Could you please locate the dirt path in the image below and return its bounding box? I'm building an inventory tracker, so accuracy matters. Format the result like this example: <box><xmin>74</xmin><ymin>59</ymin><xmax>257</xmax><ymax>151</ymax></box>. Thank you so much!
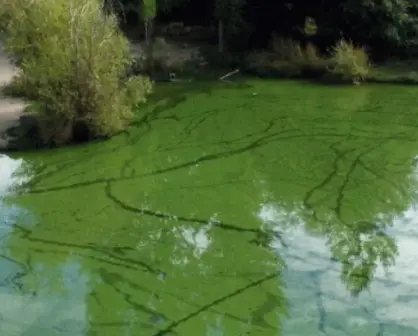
<box><xmin>0</xmin><ymin>45</ymin><xmax>27</xmax><ymax>149</ymax></box>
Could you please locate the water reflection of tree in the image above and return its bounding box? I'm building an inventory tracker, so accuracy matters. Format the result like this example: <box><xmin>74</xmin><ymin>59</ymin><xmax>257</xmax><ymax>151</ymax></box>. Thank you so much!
<box><xmin>259</xmin><ymin>133</ymin><xmax>418</xmax><ymax>296</ymax></box>
<box><xmin>2</xmin><ymin>198</ymin><xmax>290</xmax><ymax>335</ymax></box>
<box><xmin>327</xmin><ymin>220</ymin><xmax>398</xmax><ymax>295</ymax></box>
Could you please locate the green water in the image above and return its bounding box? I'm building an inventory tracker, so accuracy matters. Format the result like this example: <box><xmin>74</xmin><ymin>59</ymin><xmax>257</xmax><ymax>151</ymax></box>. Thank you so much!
<box><xmin>1</xmin><ymin>79</ymin><xmax>418</xmax><ymax>335</ymax></box>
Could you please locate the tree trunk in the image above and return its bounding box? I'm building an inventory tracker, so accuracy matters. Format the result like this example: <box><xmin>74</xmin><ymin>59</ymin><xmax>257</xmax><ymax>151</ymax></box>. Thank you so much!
<box><xmin>218</xmin><ymin>20</ymin><xmax>224</xmax><ymax>53</ymax></box>
<box><xmin>144</xmin><ymin>18</ymin><xmax>154</xmax><ymax>71</ymax></box>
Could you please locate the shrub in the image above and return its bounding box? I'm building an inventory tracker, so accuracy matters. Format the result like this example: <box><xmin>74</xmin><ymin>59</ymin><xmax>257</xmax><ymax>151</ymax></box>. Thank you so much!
<box><xmin>328</xmin><ymin>40</ymin><xmax>371</xmax><ymax>82</ymax></box>
<box><xmin>0</xmin><ymin>0</ymin><xmax>152</xmax><ymax>145</ymax></box>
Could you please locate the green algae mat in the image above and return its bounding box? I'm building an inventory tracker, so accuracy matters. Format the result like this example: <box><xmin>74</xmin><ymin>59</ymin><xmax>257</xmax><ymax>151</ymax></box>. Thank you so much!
<box><xmin>1</xmin><ymin>79</ymin><xmax>418</xmax><ymax>335</ymax></box>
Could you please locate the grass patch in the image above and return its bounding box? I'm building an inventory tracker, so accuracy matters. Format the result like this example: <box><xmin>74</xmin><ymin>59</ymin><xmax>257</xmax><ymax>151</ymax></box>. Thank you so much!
<box><xmin>367</xmin><ymin>60</ymin><xmax>418</xmax><ymax>84</ymax></box>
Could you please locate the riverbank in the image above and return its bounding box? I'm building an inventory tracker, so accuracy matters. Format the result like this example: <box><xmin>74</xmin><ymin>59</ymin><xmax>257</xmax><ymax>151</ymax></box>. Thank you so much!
<box><xmin>366</xmin><ymin>60</ymin><xmax>418</xmax><ymax>84</ymax></box>
<box><xmin>240</xmin><ymin>46</ymin><xmax>418</xmax><ymax>85</ymax></box>
<box><xmin>244</xmin><ymin>60</ymin><xmax>418</xmax><ymax>85</ymax></box>
<box><xmin>2</xmin><ymin>36</ymin><xmax>418</xmax><ymax>152</ymax></box>
<box><xmin>128</xmin><ymin>37</ymin><xmax>418</xmax><ymax>86</ymax></box>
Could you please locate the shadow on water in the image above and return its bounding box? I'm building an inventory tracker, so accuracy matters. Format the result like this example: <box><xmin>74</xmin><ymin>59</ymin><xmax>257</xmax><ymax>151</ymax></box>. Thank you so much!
<box><xmin>1</xmin><ymin>80</ymin><xmax>418</xmax><ymax>335</ymax></box>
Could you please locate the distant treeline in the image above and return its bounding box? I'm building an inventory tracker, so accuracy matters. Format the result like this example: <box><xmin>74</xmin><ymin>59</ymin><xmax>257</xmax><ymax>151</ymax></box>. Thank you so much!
<box><xmin>108</xmin><ymin>0</ymin><xmax>418</xmax><ymax>60</ymax></box>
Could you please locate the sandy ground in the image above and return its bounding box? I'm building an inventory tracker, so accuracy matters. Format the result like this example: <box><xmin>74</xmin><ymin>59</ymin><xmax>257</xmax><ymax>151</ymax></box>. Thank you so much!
<box><xmin>0</xmin><ymin>46</ymin><xmax>27</xmax><ymax>149</ymax></box>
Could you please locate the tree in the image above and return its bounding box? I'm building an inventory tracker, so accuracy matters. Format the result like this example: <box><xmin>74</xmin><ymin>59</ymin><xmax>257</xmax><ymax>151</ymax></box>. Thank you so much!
<box><xmin>214</xmin><ymin>0</ymin><xmax>247</xmax><ymax>52</ymax></box>
<box><xmin>287</xmin><ymin>0</ymin><xmax>418</xmax><ymax>56</ymax></box>
<box><xmin>0</xmin><ymin>0</ymin><xmax>152</xmax><ymax>146</ymax></box>
<box><xmin>141</xmin><ymin>0</ymin><xmax>157</xmax><ymax>68</ymax></box>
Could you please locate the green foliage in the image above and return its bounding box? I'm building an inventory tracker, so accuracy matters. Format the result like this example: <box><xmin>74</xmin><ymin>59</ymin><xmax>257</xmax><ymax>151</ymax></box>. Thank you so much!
<box><xmin>340</xmin><ymin>0</ymin><xmax>418</xmax><ymax>48</ymax></box>
<box><xmin>302</xmin><ymin>16</ymin><xmax>318</xmax><ymax>37</ymax></box>
<box><xmin>157</xmin><ymin>0</ymin><xmax>191</xmax><ymax>13</ymax></box>
<box><xmin>329</xmin><ymin>40</ymin><xmax>371</xmax><ymax>82</ymax></box>
<box><xmin>142</xmin><ymin>0</ymin><xmax>157</xmax><ymax>19</ymax></box>
<box><xmin>114</xmin><ymin>0</ymin><xmax>418</xmax><ymax>57</ymax></box>
<box><xmin>0</xmin><ymin>0</ymin><xmax>152</xmax><ymax>142</ymax></box>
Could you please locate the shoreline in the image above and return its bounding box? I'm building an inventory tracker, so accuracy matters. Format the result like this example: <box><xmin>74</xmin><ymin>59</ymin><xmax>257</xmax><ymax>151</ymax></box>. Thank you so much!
<box><xmin>1</xmin><ymin>37</ymin><xmax>418</xmax><ymax>151</ymax></box>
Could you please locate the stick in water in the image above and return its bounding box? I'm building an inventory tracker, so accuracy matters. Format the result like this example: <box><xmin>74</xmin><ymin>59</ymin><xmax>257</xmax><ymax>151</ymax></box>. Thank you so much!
<box><xmin>219</xmin><ymin>69</ymin><xmax>240</xmax><ymax>82</ymax></box>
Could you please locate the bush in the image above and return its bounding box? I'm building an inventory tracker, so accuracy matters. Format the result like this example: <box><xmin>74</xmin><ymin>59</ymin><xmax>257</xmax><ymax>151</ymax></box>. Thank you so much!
<box><xmin>0</xmin><ymin>0</ymin><xmax>152</xmax><ymax>145</ymax></box>
<box><xmin>328</xmin><ymin>40</ymin><xmax>371</xmax><ymax>83</ymax></box>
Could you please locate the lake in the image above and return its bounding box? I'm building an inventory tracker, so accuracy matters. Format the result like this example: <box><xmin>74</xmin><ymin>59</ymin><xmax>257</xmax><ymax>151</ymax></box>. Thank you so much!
<box><xmin>0</xmin><ymin>79</ymin><xmax>417</xmax><ymax>335</ymax></box>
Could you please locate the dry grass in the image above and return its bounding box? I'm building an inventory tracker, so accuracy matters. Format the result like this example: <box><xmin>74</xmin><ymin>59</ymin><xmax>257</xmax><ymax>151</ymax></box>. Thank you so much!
<box><xmin>270</xmin><ymin>36</ymin><xmax>324</xmax><ymax>68</ymax></box>
<box><xmin>247</xmin><ymin>35</ymin><xmax>372</xmax><ymax>83</ymax></box>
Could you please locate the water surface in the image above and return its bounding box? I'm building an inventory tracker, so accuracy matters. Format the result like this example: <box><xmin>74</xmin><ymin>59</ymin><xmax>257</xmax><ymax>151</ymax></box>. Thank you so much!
<box><xmin>1</xmin><ymin>79</ymin><xmax>418</xmax><ymax>335</ymax></box>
